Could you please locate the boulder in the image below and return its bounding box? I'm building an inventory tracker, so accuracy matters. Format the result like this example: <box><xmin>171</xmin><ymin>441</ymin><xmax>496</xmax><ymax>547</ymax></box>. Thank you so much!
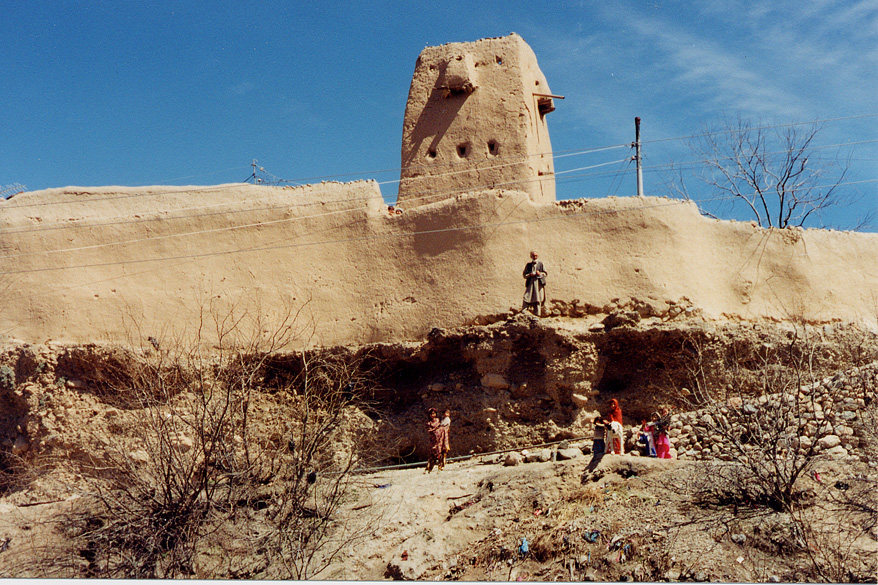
<box><xmin>12</xmin><ymin>435</ymin><xmax>29</xmax><ymax>456</ymax></box>
<box><xmin>556</xmin><ymin>448</ymin><xmax>581</xmax><ymax>461</ymax></box>
<box><xmin>571</xmin><ymin>393</ymin><xmax>590</xmax><ymax>408</ymax></box>
<box><xmin>836</xmin><ymin>425</ymin><xmax>854</xmax><ymax>436</ymax></box>
<box><xmin>601</xmin><ymin>311</ymin><xmax>640</xmax><ymax>330</ymax></box>
<box><xmin>504</xmin><ymin>452</ymin><xmax>523</xmax><ymax>466</ymax></box>
<box><xmin>129</xmin><ymin>449</ymin><xmax>150</xmax><ymax>463</ymax></box>
<box><xmin>818</xmin><ymin>435</ymin><xmax>841</xmax><ymax>450</ymax></box>
<box><xmin>525</xmin><ymin>449</ymin><xmax>552</xmax><ymax>463</ymax></box>
<box><xmin>481</xmin><ymin>373</ymin><xmax>511</xmax><ymax>390</ymax></box>
<box><xmin>824</xmin><ymin>445</ymin><xmax>848</xmax><ymax>459</ymax></box>
<box><xmin>664</xmin><ymin>569</ymin><xmax>681</xmax><ymax>581</ymax></box>
<box><xmin>841</xmin><ymin>436</ymin><xmax>859</xmax><ymax>448</ymax></box>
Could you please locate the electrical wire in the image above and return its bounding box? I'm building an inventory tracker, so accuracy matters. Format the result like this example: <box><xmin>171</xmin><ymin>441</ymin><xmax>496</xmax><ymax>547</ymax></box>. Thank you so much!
<box><xmin>6</xmin><ymin>113</ymin><xmax>874</xmax><ymax>211</ymax></box>
<box><xmin>256</xmin><ymin>112</ymin><xmax>878</xmax><ymax>185</ymax></box>
<box><xmin>2</xmin><ymin>167</ymin><xmax>872</xmax><ymax>248</ymax></box>
<box><xmin>0</xmin><ymin>195</ymin><xmax>736</xmax><ymax>276</ymax></box>
<box><xmin>5</xmin><ymin>133</ymin><xmax>871</xmax><ymax>236</ymax></box>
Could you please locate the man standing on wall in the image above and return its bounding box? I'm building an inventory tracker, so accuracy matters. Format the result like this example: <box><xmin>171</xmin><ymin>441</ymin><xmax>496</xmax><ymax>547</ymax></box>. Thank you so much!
<box><xmin>522</xmin><ymin>250</ymin><xmax>547</xmax><ymax>316</ymax></box>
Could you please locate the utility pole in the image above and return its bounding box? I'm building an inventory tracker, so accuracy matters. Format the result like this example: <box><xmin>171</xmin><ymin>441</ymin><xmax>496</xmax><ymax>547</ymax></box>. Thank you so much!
<box><xmin>634</xmin><ymin>117</ymin><xmax>644</xmax><ymax>197</ymax></box>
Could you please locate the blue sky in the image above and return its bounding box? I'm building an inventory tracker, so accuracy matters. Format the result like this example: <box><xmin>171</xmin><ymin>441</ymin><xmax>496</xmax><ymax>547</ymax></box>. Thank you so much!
<box><xmin>2</xmin><ymin>0</ymin><xmax>876</xmax><ymax>230</ymax></box>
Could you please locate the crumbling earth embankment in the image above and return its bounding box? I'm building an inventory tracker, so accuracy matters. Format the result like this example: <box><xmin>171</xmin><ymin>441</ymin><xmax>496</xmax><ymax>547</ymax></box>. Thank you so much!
<box><xmin>2</xmin><ymin>313</ymin><xmax>876</xmax><ymax>470</ymax></box>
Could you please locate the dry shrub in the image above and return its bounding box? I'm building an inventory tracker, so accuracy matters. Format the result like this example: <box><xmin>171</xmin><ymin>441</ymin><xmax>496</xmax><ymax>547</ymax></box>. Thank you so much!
<box><xmin>678</xmin><ymin>325</ymin><xmax>878</xmax><ymax>582</ymax></box>
<box><xmin>681</xmin><ymin>330</ymin><xmax>841</xmax><ymax>512</ymax></box>
<box><xmin>33</xmin><ymin>301</ymin><xmax>380</xmax><ymax>579</ymax></box>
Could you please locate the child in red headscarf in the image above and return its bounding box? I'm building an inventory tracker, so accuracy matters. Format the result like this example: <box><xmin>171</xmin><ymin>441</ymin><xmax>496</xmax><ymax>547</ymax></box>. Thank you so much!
<box><xmin>608</xmin><ymin>399</ymin><xmax>624</xmax><ymax>454</ymax></box>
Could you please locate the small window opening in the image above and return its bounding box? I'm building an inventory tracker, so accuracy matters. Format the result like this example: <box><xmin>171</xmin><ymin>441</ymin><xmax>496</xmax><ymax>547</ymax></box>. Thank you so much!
<box><xmin>487</xmin><ymin>140</ymin><xmax>499</xmax><ymax>156</ymax></box>
<box><xmin>456</xmin><ymin>143</ymin><xmax>470</xmax><ymax>158</ymax></box>
<box><xmin>427</xmin><ymin>147</ymin><xmax>437</xmax><ymax>159</ymax></box>
<box><xmin>495</xmin><ymin>56</ymin><xmax>503</xmax><ymax>65</ymax></box>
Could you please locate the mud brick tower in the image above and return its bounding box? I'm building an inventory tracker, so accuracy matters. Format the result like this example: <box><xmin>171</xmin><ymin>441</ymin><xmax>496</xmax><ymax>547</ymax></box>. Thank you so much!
<box><xmin>397</xmin><ymin>34</ymin><xmax>557</xmax><ymax>209</ymax></box>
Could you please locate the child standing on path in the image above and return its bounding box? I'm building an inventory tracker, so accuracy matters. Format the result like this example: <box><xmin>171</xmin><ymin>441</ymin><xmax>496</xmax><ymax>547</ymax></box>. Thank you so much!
<box><xmin>425</xmin><ymin>408</ymin><xmax>443</xmax><ymax>473</ymax></box>
<box><xmin>439</xmin><ymin>409</ymin><xmax>451</xmax><ymax>470</ymax></box>
<box><xmin>583</xmin><ymin>416</ymin><xmax>609</xmax><ymax>477</ymax></box>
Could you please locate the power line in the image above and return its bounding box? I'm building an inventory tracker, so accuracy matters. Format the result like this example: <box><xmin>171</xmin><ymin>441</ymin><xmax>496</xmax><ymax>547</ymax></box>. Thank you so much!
<box><xmin>249</xmin><ymin>113</ymin><xmax>878</xmax><ymax>186</ymax></box>
<box><xmin>8</xmin><ymin>192</ymin><xmax>805</xmax><ymax>277</ymax></box>
<box><xmin>0</xmin><ymin>152</ymin><xmax>639</xmax><ymax>234</ymax></box>
<box><xmin>7</xmin><ymin>130</ymin><xmax>870</xmax><ymax>229</ymax></box>
<box><xmin>641</xmin><ymin>113</ymin><xmax>878</xmax><ymax>146</ymax></box>
<box><xmin>8</xmin><ymin>113</ymin><xmax>873</xmax><ymax>211</ymax></box>
<box><xmin>13</xmin><ymin>154</ymin><xmax>745</xmax><ymax>261</ymax></box>
<box><xmin>1</xmin><ymin>145</ymin><xmax>622</xmax><ymax>212</ymax></box>
<box><xmin>0</xmin><ymin>196</ymin><xmax>706</xmax><ymax>275</ymax></box>
<box><xmin>2</xmin><ymin>147</ymin><xmax>873</xmax><ymax>242</ymax></box>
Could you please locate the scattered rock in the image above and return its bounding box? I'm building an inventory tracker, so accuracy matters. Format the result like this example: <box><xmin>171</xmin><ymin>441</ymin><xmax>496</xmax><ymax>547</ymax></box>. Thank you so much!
<box><xmin>504</xmin><ymin>452</ymin><xmax>523</xmax><ymax>466</ymax></box>
<box><xmin>481</xmin><ymin>373</ymin><xmax>510</xmax><ymax>390</ymax></box>
<box><xmin>170</xmin><ymin>433</ymin><xmax>194</xmax><ymax>452</ymax></box>
<box><xmin>525</xmin><ymin>449</ymin><xmax>552</xmax><ymax>463</ymax></box>
<box><xmin>601</xmin><ymin>311</ymin><xmax>640</xmax><ymax>330</ymax></box>
<box><xmin>129</xmin><ymin>449</ymin><xmax>150</xmax><ymax>463</ymax></box>
<box><xmin>556</xmin><ymin>448</ymin><xmax>581</xmax><ymax>461</ymax></box>
<box><xmin>824</xmin><ymin>445</ymin><xmax>849</xmax><ymax>459</ymax></box>
<box><xmin>11</xmin><ymin>435</ymin><xmax>29</xmax><ymax>456</ymax></box>
<box><xmin>571</xmin><ymin>393</ymin><xmax>590</xmax><ymax>408</ymax></box>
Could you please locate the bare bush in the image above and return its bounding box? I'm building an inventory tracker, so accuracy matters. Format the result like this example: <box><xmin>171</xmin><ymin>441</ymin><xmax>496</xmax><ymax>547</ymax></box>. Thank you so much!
<box><xmin>795</xmin><ymin>395</ymin><xmax>878</xmax><ymax>582</ymax></box>
<box><xmin>682</xmin><ymin>330</ymin><xmax>835</xmax><ymax>512</ymax></box>
<box><xmin>37</xmin><ymin>301</ymin><xmax>379</xmax><ymax>579</ymax></box>
<box><xmin>677</xmin><ymin>325</ymin><xmax>878</xmax><ymax>582</ymax></box>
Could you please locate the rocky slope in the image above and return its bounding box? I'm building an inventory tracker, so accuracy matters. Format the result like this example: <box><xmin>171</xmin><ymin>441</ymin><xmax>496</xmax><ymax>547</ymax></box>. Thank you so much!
<box><xmin>0</xmin><ymin>313</ymin><xmax>875</xmax><ymax>579</ymax></box>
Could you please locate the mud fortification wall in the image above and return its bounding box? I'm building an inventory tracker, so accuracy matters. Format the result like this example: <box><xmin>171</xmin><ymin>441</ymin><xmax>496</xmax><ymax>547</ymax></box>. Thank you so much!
<box><xmin>1</xmin><ymin>182</ymin><xmax>876</xmax><ymax>349</ymax></box>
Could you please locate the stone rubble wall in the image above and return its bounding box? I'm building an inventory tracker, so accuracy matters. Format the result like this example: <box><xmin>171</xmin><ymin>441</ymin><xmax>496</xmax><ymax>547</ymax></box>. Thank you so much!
<box><xmin>665</xmin><ymin>361</ymin><xmax>877</xmax><ymax>462</ymax></box>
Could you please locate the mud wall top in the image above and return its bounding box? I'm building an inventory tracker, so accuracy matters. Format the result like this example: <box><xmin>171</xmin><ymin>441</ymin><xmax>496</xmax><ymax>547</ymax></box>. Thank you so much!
<box><xmin>2</xmin><ymin>183</ymin><xmax>876</xmax><ymax>349</ymax></box>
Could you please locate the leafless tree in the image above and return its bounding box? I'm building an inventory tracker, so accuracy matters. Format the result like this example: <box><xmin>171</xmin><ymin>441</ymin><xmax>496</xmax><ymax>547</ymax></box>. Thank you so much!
<box><xmin>681</xmin><ymin>115</ymin><xmax>868</xmax><ymax>229</ymax></box>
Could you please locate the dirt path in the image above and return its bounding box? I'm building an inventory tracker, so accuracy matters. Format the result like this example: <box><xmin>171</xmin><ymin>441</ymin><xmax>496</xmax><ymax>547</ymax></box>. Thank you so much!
<box><xmin>329</xmin><ymin>451</ymin><xmax>669</xmax><ymax>580</ymax></box>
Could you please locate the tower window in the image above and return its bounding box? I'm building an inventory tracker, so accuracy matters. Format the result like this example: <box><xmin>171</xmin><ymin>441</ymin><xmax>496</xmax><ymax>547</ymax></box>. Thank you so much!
<box><xmin>487</xmin><ymin>140</ymin><xmax>499</xmax><ymax>156</ymax></box>
<box><xmin>427</xmin><ymin>147</ymin><xmax>437</xmax><ymax>159</ymax></box>
<box><xmin>456</xmin><ymin>143</ymin><xmax>470</xmax><ymax>158</ymax></box>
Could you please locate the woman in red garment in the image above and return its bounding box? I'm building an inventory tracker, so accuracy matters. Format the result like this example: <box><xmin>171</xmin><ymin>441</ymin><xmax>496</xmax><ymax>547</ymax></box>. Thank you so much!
<box><xmin>608</xmin><ymin>399</ymin><xmax>624</xmax><ymax>454</ymax></box>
